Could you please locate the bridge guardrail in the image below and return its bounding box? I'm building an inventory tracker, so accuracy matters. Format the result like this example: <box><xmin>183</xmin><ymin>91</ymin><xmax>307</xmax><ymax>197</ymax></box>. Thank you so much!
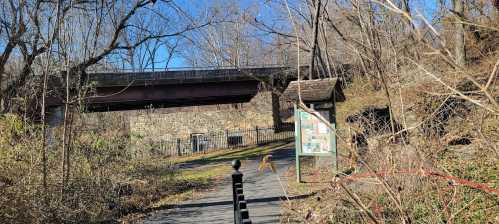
<box><xmin>86</xmin><ymin>66</ymin><xmax>301</xmax><ymax>86</ymax></box>
<box><xmin>88</xmin><ymin>64</ymin><xmax>298</xmax><ymax>73</ymax></box>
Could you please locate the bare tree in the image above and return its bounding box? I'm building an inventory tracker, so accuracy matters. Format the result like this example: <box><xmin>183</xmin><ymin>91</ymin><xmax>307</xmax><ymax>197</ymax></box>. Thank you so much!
<box><xmin>308</xmin><ymin>0</ymin><xmax>322</xmax><ymax>80</ymax></box>
<box><xmin>0</xmin><ymin>0</ymin><xmax>213</xmax><ymax>114</ymax></box>
<box><xmin>183</xmin><ymin>1</ymin><xmax>279</xmax><ymax>67</ymax></box>
<box><xmin>0</xmin><ymin>2</ymin><xmax>218</xmax><ymax>214</ymax></box>
<box><xmin>453</xmin><ymin>0</ymin><xmax>466</xmax><ymax>67</ymax></box>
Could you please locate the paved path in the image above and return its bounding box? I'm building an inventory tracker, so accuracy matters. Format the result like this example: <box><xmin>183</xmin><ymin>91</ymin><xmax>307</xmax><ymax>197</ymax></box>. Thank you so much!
<box><xmin>142</xmin><ymin>147</ymin><xmax>295</xmax><ymax>224</ymax></box>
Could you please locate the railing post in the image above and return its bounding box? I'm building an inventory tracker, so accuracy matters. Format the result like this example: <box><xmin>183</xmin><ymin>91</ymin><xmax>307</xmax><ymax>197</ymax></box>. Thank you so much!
<box><xmin>225</xmin><ymin>129</ymin><xmax>229</xmax><ymax>148</ymax></box>
<box><xmin>231</xmin><ymin>159</ymin><xmax>252</xmax><ymax>224</ymax></box>
<box><xmin>232</xmin><ymin>160</ymin><xmax>242</xmax><ymax>224</ymax></box>
<box><xmin>255</xmin><ymin>126</ymin><xmax>260</xmax><ymax>145</ymax></box>
<box><xmin>176</xmin><ymin>138</ymin><xmax>181</xmax><ymax>156</ymax></box>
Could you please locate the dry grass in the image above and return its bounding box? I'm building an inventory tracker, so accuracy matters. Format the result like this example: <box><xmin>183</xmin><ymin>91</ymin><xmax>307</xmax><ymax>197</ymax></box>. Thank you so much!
<box><xmin>281</xmin><ymin>74</ymin><xmax>499</xmax><ymax>223</ymax></box>
<box><xmin>0</xmin><ymin>112</ymin><xmax>291</xmax><ymax>223</ymax></box>
<box><xmin>150</xmin><ymin>164</ymin><xmax>230</xmax><ymax>207</ymax></box>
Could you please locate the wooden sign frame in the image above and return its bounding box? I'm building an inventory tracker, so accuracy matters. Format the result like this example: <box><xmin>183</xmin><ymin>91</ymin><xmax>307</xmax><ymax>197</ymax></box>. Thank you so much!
<box><xmin>294</xmin><ymin>104</ymin><xmax>337</xmax><ymax>183</ymax></box>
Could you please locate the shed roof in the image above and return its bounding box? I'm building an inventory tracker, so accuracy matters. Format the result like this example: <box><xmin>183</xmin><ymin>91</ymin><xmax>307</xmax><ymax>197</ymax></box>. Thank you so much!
<box><xmin>281</xmin><ymin>78</ymin><xmax>345</xmax><ymax>103</ymax></box>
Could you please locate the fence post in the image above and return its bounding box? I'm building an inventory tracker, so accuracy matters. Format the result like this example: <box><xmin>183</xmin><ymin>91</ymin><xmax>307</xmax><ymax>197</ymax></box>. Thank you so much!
<box><xmin>232</xmin><ymin>160</ymin><xmax>242</xmax><ymax>224</ymax></box>
<box><xmin>225</xmin><ymin>129</ymin><xmax>229</xmax><ymax>148</ymax></box>
<box><xmin>176</xmin><ymin>138</ymin><xmax>181</xmax><ymax>156</ymax></box>
<box><xmin>255</xmin><ymin>126</ymin><xmax>260</xmax><ymax>145</ymax></box>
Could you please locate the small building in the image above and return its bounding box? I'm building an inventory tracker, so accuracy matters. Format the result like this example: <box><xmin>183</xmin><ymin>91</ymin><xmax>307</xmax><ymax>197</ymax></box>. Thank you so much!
<box><xmin>281</xmin><ymin>78</ymin><xmax>345</xmax><ymax>182</ymax></box>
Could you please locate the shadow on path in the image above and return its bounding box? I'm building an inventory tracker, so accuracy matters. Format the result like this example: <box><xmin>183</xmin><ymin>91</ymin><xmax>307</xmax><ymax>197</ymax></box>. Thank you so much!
<box><xmin>143</xmin><ymin>144</ymin><xmax>297</xmax><ymax>223</ymax></box>
<box><xmin>177</xmin><ymin>141</ymin><xmax>293</xmax><ymax>169</ymax></box>
<box><xmin>149</xmin><ymin>192</ymin><xmax>316</xmax><ymax>211</ymax></box>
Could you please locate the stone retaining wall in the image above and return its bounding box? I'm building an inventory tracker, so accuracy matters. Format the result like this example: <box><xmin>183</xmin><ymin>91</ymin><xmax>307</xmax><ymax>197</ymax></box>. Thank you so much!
<box><xmin>130</xmin><ymin>91</ymin><xmax>276</xmax><ymax>145</ymax></box>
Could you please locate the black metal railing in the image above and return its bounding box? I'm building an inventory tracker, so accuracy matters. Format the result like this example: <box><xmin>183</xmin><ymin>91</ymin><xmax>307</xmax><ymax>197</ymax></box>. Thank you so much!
<box><xmin>152</xmin><ymin>124</ymin><xmax>294</xmax><ymax>157</ymax></box>
<box><xmin>88</xmin><ymin>64</ymin><xmax>295</xmax><ymax>73</ymax></box>
<box><xmin>232</xmin><ymin>160</ymin><xmax>252</xmax><ymax>224</ymax></box>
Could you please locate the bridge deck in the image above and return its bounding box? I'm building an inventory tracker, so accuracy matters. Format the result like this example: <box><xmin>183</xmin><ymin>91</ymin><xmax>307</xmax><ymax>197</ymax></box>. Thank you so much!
<box><xmin>47</xmin><ymin>65</ymin><xmax>351</xmax><ymax>111</ymax></box>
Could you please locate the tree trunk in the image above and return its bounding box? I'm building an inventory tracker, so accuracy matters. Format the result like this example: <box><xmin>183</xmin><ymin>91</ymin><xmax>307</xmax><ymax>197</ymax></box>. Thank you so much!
<box><xmin>0</xmin><ymin>42</ymin><xmax>18</xmax><ymax>112</ymax></box>
<box><xmin>309</xmin><ymin>0</ymin><xmax>321</xmax><ymax>80</ymax></box>
<box><xmin>494</xmin><ymin>0</ymin><xmax>499</xmax><ymax>19</ymax></box>
<box><xmin>40</xmin><ymin>68</ymin><xmax>49</xmax><ymax>206</ymax></box>
<box><xmin>401</xmin><ymin>0</ymin><xmax>421</xmax><ymax>60</ymax></box>
<box><xmin>453</xmin><ymin>0</ymin><xmax>466</xmax><ymax>67</ymax></box>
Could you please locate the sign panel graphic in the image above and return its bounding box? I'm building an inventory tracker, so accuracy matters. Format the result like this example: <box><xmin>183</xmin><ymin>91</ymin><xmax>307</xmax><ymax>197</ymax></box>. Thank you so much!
<box><xmin>299</xmin><ymin>111</ymin><xmax>331</xmax><ymax>154</ymax></box>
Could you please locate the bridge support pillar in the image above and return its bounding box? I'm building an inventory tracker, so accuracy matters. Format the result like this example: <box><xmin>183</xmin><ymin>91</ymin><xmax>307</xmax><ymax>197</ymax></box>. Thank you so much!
<box><xmin>47</xmin><ymin>106</ymin><xmax>65</xmax><ymax>127</ymax></box>
<box><xmin>46</xmin><ymin>106</ymin><xmax>64</xmax><ymax>148</ymax></box>
<box><xmin>271</xmin><ymin>91</ymin><xmax>282</xmax><ymax>128</ymax></box>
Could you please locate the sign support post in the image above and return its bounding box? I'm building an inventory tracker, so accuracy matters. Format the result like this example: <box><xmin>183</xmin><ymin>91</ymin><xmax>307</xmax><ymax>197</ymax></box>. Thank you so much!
<box><xmin>294</xmin><ymin>104</ymin><xmax>302</xmax><ymax>183</ymax></box>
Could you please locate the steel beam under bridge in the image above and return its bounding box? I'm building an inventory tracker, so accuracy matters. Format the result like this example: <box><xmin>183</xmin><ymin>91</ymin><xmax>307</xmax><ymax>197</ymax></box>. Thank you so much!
<box><xmin>85</xmin><ymin>80</ymin><xmax>260</xmax><ymax>111</ymax></box>
<box><xmin>47</xmin><ymin>66</ymin><xmax>306</xmax><ymax>112</ymax></box>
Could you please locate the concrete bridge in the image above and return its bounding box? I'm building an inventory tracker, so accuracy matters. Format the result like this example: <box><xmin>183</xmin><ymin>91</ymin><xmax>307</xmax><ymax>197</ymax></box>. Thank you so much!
<box><xmin>47</xmin><ymin>66</ymin><xmax>306</xmax><ymax>112</ymax></box>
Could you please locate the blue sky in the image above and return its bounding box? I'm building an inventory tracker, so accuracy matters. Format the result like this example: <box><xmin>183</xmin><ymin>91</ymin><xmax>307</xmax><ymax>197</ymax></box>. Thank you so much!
<box><xmin>147</xmin><ymin>0</ymin><xmax>305</xmax><ymax>68</ymax></box>
<box><xmin>0</xmin><ymin>0</ymin><xmax>442</xmax><ymax>69</ymax></box>
<box><xmin>160</xmin><ymin>0</ymin><xmax>442</xmax><ymax>68</ymax></box>
<box><xmin>140</xmin><ymin>0</ymin><xmax>444</xmax><ymax>69</ymax></box>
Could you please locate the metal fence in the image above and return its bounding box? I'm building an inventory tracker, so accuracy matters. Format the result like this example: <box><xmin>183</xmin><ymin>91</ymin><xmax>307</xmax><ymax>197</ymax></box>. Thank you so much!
<box><xmin>152</xmin><ymin>124</ymin><xmax>294</xmax><ymax>157</ymax></box>
<box><xmin>89</xmin><ymin>64</ymin><xmax>295</xmax><ymax>73</ymax></box>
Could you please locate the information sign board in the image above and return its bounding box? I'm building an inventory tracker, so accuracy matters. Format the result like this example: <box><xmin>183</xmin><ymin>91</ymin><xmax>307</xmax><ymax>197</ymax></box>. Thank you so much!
<box><xmin>294</xmin><ymin>105</ymin><xmax>337</xmax><ymax>182</ymax></box>
<box><xmin>300</xmin><ymin>110</ymin><xmax>331</xmax><ymax>154</ymax></box>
